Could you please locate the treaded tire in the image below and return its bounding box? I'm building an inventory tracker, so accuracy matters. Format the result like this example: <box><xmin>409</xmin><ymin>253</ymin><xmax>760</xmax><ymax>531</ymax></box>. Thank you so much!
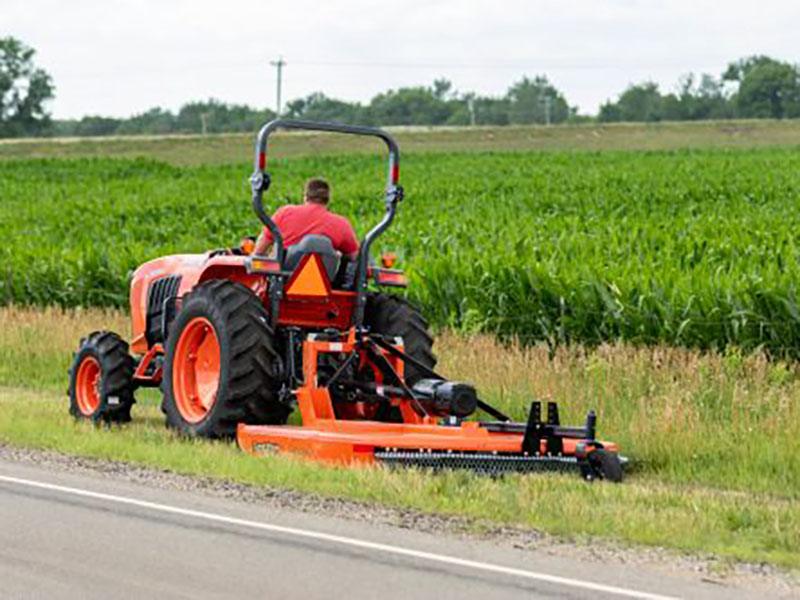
<box><xmin>162</xmin><ymin>280</ymin><xmax>288</xmax><ymax>438</ymax></box>
<box><xmin>364</xmin><ymin>293</ymin><xmax>437</xmax><ymax>386</ymax></box>
<box><xmin>68</xmin><ymin>331</ymin><xmax>135</xmax><ymax>423</ymax></box>
<box><xmin>588</xmin><ymin>449</ymin><xmax>624</xmax><ymax>483</ymax></box>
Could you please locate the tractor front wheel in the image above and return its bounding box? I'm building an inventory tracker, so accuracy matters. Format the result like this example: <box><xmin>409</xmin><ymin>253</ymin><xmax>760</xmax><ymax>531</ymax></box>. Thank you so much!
<box><xmin>68</xmin><ymin>331</ymin><xmax>135</xmax><ymax>423</ymax></box>
<box><xmin>161</xmin><ymin>280</ymin><xmax>287</xmax><ymax>438</ymax></box>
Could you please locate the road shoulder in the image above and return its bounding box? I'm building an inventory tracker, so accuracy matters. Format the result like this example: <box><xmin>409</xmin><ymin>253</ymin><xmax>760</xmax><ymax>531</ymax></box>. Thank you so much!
<box><xmin>1</xmin><ymin>443</ymin><xmax>796</xmax><ymax>598</ymax></box>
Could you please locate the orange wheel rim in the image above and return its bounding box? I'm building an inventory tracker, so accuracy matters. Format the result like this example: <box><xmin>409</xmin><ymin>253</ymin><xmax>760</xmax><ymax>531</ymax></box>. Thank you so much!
<box><xmin>173</xmin><ymin>317</ymin><xmax>221</xmax><ymax>424</ymax></box>
<box><xmin>75</xmin><ymin>356</ymin><xmax>102</xmax><ymax>416</ymax></box>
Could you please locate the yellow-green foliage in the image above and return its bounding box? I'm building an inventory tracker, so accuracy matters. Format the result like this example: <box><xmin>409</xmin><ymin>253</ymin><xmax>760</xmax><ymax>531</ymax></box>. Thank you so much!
<box><xmin>3</xmin><ymin>147</ymin><xmax>800</xmax><ymax>354</ymax></box>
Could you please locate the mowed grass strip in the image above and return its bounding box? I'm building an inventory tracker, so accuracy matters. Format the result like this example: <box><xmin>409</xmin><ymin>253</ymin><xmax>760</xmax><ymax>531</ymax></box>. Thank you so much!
<box><xmin>2</xmin><ymin>120</ymin><xmax>800</xmax><ymax>165</ymax></box>
<box><xmin>1</xmin><ymin>307</ymin><xmax>798</xmax><ymax>568</ymax></box>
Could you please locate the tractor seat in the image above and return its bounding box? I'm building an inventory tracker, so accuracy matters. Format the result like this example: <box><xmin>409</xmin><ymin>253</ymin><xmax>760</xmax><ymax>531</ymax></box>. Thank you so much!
<box><xmin>284</xmin><ymin>234</ymin><xmax>340</xmax><ymax>281</ymax></box>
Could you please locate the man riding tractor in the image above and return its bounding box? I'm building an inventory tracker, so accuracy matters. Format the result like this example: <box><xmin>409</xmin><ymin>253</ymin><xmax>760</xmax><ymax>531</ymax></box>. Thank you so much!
<box><xmin>253</xmin><ymin>177</ymin><xmax>358</xmax><ymax>265</ymax></box>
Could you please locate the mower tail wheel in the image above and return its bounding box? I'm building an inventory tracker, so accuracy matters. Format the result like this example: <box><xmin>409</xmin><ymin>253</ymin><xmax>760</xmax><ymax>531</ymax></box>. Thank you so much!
<box><xmin>161</xmin><ymin>280</ymin><xmax>287</xmax><ymax>438</ymax></box>
<box><xmin>68</xmin><ymin>331</ymin><xmax>135</xmax><ymax>423</ymax></box>
<box><xmin>588</xmin><ymin>449</ymin><xmax>624</xmax><ymax>483</ymax></box>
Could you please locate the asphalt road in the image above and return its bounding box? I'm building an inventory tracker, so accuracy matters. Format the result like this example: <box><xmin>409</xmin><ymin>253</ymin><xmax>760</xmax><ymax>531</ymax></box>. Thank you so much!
<box><xmin>0</xmin><ymin>458</ymin><xmax>781</xmax><ymax>600</ymax></box>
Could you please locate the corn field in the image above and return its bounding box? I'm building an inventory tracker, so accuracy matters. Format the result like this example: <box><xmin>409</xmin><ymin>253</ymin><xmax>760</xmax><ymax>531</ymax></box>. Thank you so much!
<box><xmin>2</xmin><ymin>147</ymin><xmax>799</xmax><ymax>355</ymax></box>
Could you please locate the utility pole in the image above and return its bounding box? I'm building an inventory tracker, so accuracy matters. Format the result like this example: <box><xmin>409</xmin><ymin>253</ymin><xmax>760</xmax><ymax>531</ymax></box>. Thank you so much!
<box><xmin>467</xmin><ymin>96</ymin><xmax>476</xmax><ymax>126</ymax></box>
<box><xmin>270</xmin><ymin>56</ymin><xmax>286</xmax><ymax>116</ymax></box>
<box><xmin>542</xmin><ymin>94</ymin><xmax>552</xmax><ymax>126</ymax></box>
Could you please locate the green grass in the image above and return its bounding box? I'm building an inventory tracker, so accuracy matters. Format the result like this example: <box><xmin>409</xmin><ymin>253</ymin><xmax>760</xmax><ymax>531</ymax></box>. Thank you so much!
<box><xmin>3</xmin><ymin>146</ymin><xmax>800</xmax><ymax>354</ymax></box>
<box><xmin>5</xmin><ymin>385</ymin><xmax>798</xmax><ymax>570</ymax></box>
<box><xmin>3</xmin><ymin>388</ymin><xmax>798</xmax><ymax>569</ymax></box>
<box><xmin>1</xmin><ymin>307</ymin><xmax>799</xmax><ymax>568</ymax></box>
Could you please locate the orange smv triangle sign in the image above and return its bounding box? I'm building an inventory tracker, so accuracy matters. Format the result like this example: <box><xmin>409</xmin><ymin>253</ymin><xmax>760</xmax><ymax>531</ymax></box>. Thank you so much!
<box><xmin>285</xmin><ymin>255</ymin><xmax>329</xmax><ymax>297</ymax></box>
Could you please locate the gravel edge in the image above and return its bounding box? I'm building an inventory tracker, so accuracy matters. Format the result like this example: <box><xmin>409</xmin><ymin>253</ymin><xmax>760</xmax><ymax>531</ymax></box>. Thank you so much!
<box><xmin>1</xmin><ymin>442</ymin><xmax>797</xmax><ymax>593</ymax></box>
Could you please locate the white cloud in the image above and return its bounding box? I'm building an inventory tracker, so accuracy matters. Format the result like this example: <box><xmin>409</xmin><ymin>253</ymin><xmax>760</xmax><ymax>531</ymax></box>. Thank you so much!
<box><xmin>5</xmin><ymin>0</ymin><xmax>799</xmax><ymax>118</ymax></box>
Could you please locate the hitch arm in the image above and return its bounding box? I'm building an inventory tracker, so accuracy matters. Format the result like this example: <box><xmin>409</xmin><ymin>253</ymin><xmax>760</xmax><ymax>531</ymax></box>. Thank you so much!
<box><xmin>370</xmin><ymin>336</ymin><xmax>511</xmax><ymax>422</ymax></box>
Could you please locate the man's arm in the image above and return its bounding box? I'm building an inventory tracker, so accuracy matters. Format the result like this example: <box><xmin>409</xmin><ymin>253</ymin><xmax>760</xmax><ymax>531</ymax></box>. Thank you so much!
<box><xmin>338</xmin><ymin>218</ymin><xmax>359</xmax><ymax>262</ymax></box>
<box><xmin>253</xmin><ymin>229</ymin><xmax>273</xmax><ymax>256</ymax></box>
<box><xmin>253</xmin><ymin>206</ymin><xmax>286</xmax><ymax>256</ymax></box>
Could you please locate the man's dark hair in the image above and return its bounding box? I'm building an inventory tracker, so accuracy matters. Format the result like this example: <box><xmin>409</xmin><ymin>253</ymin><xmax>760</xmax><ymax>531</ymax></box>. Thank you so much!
<box><xmin>304</xmin><ymin>178</ymin><xmax>330</xmax><ymax>204</ymax></box>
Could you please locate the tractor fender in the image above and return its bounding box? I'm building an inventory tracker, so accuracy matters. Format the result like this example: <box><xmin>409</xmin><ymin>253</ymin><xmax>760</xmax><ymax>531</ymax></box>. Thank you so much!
<box><xmin>129</xmin><ymin>254</ymin><xmax>265</xmax><ymax>354</ymax></box>
<box><xmin>196</xmin><ymin>255</ymin><xmax>266</xmax><ymax>291</ymax></box>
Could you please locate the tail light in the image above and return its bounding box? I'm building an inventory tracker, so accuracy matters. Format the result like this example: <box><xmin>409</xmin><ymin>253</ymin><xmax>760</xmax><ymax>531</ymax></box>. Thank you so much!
<box><xmin>373</xmin><ymin>268</ymin><xmax>407</xmax><ymax>288</ymax></box>
<box><xmin>381</xmin><ymin>252</ymin><xmax>397</xmax><ymax>268</ymax></box>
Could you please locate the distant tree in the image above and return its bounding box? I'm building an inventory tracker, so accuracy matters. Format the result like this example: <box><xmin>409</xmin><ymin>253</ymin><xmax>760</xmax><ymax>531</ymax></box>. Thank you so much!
<box><xmin>73</xmin><ymin>116</ymin><xmax>122</xmax><ymax>137</ymax></box>
<box><xmin>176</xmin><ymin>99</ymin><xmax>272</xmax><ymax>133</ymax></box>
<box><xmin>33</xmin><ymin>54</ymin><xmax>800</xmax><ymax>139</ymax></box>
<box><xmin>599</xmin><ymin>82</ymin><xmax>664</xmax><ymax>122</ymax></box>
<box><xmin>659</xmin><ymin>74</ymin><xmax>731</xmax><ymax>121</ymax></box>
<box><xmin>50</xmin><ymin>119</ymin><xmax>78</xmax><ymax>136</ymax></box>
<box><xmin>443</xmin><ymin>92</ymin><xmax>473</xmax><ymax>126</ymax></box>
<box><xmin>684</xmin><ymin>74</ymin><xmax>731</xmax><ymax>120</ymax></box>
<box><xmin>432</xmin><ymin>78</ymin><xmax>453</xmax><ymax>101</ymax></box>
<box><xmin>445</xmin><ymin>95</ymin><xmax>512</xmax><ymax>126</ymax></box>
<box><xmin>116</xmin><ymin>107</ymin><xmax>176</xmax><ymax>135</ymax></box>
<box><xmin>0</xmin><ymin>37</ymin><xmax>55</xmax><ymax>137</ymax></box>
<box><xmin>506</xmin><ymin>76</ymin><xmax>571</xmax><ymax>124</ymax></box>
<box><xmin>473</xmin><ymin>97</ymin><xmax>512</xmax><ymax>125</ymax></box>
<box><xmin>285</xmin><ymin>93</ymin><xmax>366</xmax><ymax>124</ymax></box>
<box><xmin>369</xmin><ymin>81</ymin><xmax>456</xmax><ymax>126</ymax></box>
<box><xmin>723</xmin><ymin>56</ymin><xmax>800</xmax><ymax>119</ymax></box>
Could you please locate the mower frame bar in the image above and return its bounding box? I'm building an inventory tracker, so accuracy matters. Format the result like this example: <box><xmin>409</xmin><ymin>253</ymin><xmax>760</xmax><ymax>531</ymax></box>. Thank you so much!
<box><xmin>249</xmin><ymin>119</ymin><xmax>403</xmax><ymax>328</ymax></box>
<box><xmin>370</xmin><ymin>334</ymin><xmax>512</xmax><ymax>422</ymax></box>
<box><xmin>252</xmin><ymin>119</ymin><xmax>400</xmax><ymax>183</ymax></box>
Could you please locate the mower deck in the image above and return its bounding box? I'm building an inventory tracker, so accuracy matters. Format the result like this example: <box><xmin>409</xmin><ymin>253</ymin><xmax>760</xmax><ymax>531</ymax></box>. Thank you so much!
<box><xmin>237</xmin><ymin>328</ymin><xmax>625</xmax><ymax>481</ymax></box>
<box><xmin>237</xmin><ymin>404</ymin><xmax>622</xmax><ymax>479</ymax></box>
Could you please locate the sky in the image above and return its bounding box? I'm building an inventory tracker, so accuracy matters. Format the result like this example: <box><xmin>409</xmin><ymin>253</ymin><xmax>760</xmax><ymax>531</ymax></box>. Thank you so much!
<box><xmin>5</xmin><ymin>0</ymin><xmax>799</xmax><ymax>119</ymax></box>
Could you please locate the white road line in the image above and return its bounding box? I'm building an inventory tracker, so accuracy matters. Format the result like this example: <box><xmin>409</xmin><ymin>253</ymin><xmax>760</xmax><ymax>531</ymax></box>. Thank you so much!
<box><xmin>0</xmin><ymin>473</ymin><xmax>677</xmax><ymax>600</ymax></box>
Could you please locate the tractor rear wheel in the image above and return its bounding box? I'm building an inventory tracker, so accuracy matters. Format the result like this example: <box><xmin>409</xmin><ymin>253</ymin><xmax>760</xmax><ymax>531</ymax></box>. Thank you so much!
<box><xmin>68</xmin><ymin>331</ymin><xmax>135</xmax><ymax>423</ymax></box>
<box><xmin>364</xmin><ymin>293</ymin><xmax>437</xmax><ymax>385</ymax></box>
<box><xmin>162</xmin><ymin>280</ymin><xmax>288</xmax><ymax>438</ymax></box>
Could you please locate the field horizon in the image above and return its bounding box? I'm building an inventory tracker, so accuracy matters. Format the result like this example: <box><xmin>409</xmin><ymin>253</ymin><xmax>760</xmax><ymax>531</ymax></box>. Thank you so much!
<box><xmin>2</xmin><ymin>118</ymin><xmax>800</xmax><ymax>165</ymax></box>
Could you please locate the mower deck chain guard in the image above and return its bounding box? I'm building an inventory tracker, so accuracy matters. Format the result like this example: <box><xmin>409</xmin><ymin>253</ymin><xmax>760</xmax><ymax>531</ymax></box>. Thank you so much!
<box><xmin>374</xmin><ymin>450</ymin><xmax>629</xmax><ymax>479</ymax></box>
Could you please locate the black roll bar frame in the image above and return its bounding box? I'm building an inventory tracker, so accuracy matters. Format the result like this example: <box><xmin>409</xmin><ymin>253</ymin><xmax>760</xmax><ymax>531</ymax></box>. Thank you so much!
<box><xmin>249</xmin><ymin>119</ymin><xmax>402</xmax><ymax>327</ymax></box>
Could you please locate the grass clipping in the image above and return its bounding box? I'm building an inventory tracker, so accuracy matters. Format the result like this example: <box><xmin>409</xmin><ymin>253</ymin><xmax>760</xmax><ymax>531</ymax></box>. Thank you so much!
<box><xmin>1</xmin><ymin>306</ymin><xmax>799</xmax><ymax>568</ymax></box>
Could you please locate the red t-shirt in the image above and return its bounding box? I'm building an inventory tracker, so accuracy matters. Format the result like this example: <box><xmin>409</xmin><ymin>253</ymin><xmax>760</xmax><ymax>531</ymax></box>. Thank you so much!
<box><xmin>261</xmin><ymin>202</ymin><xmax>359</xmax><ymax>255</ymax></box>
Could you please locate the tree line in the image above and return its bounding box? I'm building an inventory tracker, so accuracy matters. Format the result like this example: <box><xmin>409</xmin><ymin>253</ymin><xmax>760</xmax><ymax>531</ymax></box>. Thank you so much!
<box><xmin>2</xmin><ymin>35</ymin><xmax>800</xmax><ymax>138</ymax></box>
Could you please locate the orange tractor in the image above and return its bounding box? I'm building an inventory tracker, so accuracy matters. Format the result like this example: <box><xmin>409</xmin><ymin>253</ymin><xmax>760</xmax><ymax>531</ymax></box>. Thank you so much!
<box><xmin>68</xmin><ymin>120</ymin><xmax>624</xmax><ymax>481</ymax></box>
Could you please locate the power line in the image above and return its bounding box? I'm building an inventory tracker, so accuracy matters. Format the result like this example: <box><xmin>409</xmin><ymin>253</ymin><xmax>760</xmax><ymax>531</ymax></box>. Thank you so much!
<box><xmin>287</xmin><ymin>58</ymin><xmax>728</xmax><ymax>71</ymax></box>
<box><xmin>53</xmin><ymin>57</ymin><xmax>732</xmax><ymax>80</ymax></box>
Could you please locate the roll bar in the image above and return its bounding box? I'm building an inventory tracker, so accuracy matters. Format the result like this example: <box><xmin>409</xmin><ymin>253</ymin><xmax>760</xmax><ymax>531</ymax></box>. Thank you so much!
<box><xmin>249</xmin><ymin>119</ymin><xmax>404</xmax><ymax>327</ymax></box>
